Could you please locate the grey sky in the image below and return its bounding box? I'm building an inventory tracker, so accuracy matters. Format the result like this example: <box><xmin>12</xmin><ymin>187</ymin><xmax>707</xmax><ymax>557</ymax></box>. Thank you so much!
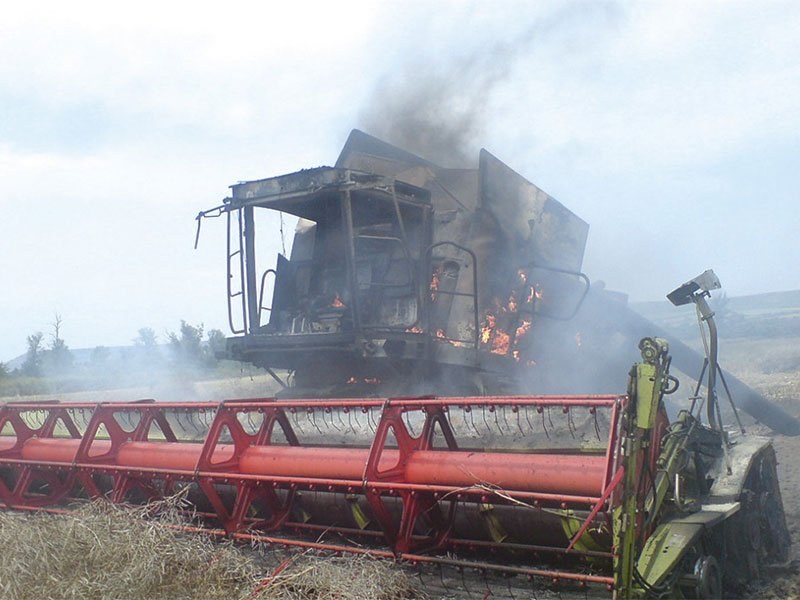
<box><xmin>2</xmin><ymin>1</ymin><xmax>799</xmax><ymax>362</ymax></box>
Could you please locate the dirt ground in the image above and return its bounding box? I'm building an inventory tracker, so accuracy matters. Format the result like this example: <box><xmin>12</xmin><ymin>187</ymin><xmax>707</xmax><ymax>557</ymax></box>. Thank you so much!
<box><xmin>714</xmin><ymin>337</ymin><xmax>800</xmax><ymax>599</ymax></box>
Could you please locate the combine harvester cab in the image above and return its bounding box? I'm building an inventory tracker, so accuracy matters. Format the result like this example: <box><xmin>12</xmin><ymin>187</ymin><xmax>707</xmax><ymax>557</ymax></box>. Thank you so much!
<box><xmin>0</xmin><ymin>131</ymin><xmax>792</xmax><ymax>598</ymax></box>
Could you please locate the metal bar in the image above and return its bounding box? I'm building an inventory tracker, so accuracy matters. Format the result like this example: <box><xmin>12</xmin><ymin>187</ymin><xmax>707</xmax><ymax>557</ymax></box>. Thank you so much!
<box><xmin>0</xmin><ymin>395</ymin><xmax>621</xmax><ymax>412</ymax></box>
<box><xmin>244</xmin><ymin>205</ymin><xmax>259</xmax><ymax>331</ymax></box>
<box><xmin>425</xmin><ymin>241</ymin><xmax>480</xmax><ymax>347</ymax></box>
<box><xmin>226</xmin><ymin>209</ymin><xmax>247</xmax><ymax>334</ymax></box>
<box><xmin>341</xmin><ymin>189</ymin><xmax>362</xmax><ymax>331</ymax></box>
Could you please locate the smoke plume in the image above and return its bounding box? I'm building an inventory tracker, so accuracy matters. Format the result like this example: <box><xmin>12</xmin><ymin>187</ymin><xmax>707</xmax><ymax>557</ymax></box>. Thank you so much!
<box><xmin>358</xmin><ymin>4</ymin><xmax>621</xmax><ymax>167</ymax></box>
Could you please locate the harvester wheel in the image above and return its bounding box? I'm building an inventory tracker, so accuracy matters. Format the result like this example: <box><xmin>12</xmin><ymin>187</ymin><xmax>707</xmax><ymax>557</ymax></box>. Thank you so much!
<box><xmin>745</xmin><ymin>447</ymin><xmax>791</xmax><ymax>565</ymax></box>
<box><xmin>756</xmin><ymin>454</ymin><xmax>791</xmax><ymax>563</ymax></box>
<box><xmin>692</xmin><ymin>555</ymin><xmax>723</xmax><ymax>599</ymax></box>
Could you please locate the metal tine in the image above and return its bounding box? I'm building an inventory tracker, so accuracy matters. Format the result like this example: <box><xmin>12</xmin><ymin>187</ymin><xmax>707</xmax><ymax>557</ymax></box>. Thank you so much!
<box><xmin>291</xmin><ymin>409</ymin><xmax>306</xmax><ymax>435</ymax></box>
<box><xmin>404</xmin><ymin>410</ymin><xmax>416</xmax><ymax>437</ymax></box>
<box><xmin>78</xmin><ymin>408</ymin><xmax>90</xmax><ymax>431</ymax></box>
<box><xmin>444</xmin><ymin>408</ymin><xmax>456</xmax><ymax>441</ymax></box>
<box><xmin>175</xmin><ymin>409</ymin><xmax>188</xmax><ymax>439</ymax></box>
<box><xmin>351</xmin><ymin>408</ymin><xmax>362</xmax><ymax>433</ymax></box>
<box><xmin>127</xmin><ymin>410</ymin><xmax>137</xmax><ymax>432</ymax></box>
<box><xmin>547</xmin><ymin>406</ymin><xmax>554</xmax><ymax>430</ymax></box>
<box><xmin>122</xmin><ymin>410</ymin><xmax>136</xmax><ymax>433</ymax></box>
<box><xmin>566</xmin><ymin>407</ymin><xmax>576</xmax><ymax>439</ymax></box>
<box><xmin>335</xmin><ymin>408</ymin><xmax>347</xmax><ymax>432</ymax></box>
<box><xmin>198</xmin><ymin>409</ymin><xmax>209</xmax><ymax>432</ymax></box>
<box><xmin>515</xmin><ymin>408</ymin><xmax>524</xmax><ymax>436</ymax></box>
<box><xmin>481</xmin><ymin>405</ymin><xmax>491</xmax><ymax>433</ymax></box>
<box><xmin>192</xmin><ymin>409</ymin><xmax>202</xmax><ymax>431</ymax></box>
<box><xmin>593</xmin><ymin>409</ymin><xmax>602</xmax><ymax>441</ymax></box>
<box><xmin>308</xmin><ymin>408</ymin><xmax>323</xmax><ymax>435</ymax></box>
<box><xmin>346</xmin><ymin>410</ymin><xmax>356</xmax><ymax>434</ymax></box>
<box><xmin>63</xmin><ymin>408</ymin><xmax>74</xmax><ymax>434</ymax></box>
<box><xmin>187</xmin><ymin>410</ymin><xmax>201</xmax><ymax>436</ymax></box>
<box><xmin>84</xmin><ymin>408</ymin><xmax>93</xmax><ymax>432</ymax></box>
<box><xmin>68</xmin><ymin>409</ymin><xmax>81</xmax><ymax>433</ymax></box>
<box><xmin>362</xmin><ymin>407</ymin><xmax>371</xmax><ymax>433</ymax></box>
<box><xmin>318</xmin><ymin>407</ymin><xmax>329</xmax><ymax>431</ymax></box>
<box><xmin>492</xmin><ymin>405</ymin><xmax>503</xmax><ymax>435</ymax></box>
<box><xmin>150</xmin><ymin>418</ymin><xmax>163</xmax><ymax>438</ymax></box>
<box><xmin>468</xmin><ymin>408</ymin><xmax>480</xmax><ymax>437</ymax></box>
<box><xmin>330</xmin><ymin>407</ymin><xmax>343</xmax><ymax>432</ymax></box>
<box><xmin>28</xmin><ymin>410</ymin><xmax>42</xmax><ymax>430</ymax></box>
<box><xmin>500</xmin><ymin>405</ymin><xmax>511</xmax><ymax>435</ymax></box>
<box><xmin>524</xmin><ymin>405</ymin><xmax>535</xmax><ymax>434</ymax></box>
<box><xmin>246</xmin><ymin>410</ymin><xmax>258</xmax><ymax>434</ymax></box>
<box><xmin>460</xmin><ymin>567</ymin><xmax>473</xmax><ymax>598</ymax></box>
<box><xmin>318</xmin><ymin>407</ymin><xmax>330</xmax><ymax>431</ymax></box>
<box><xmin>367</xmin><ymin>408</ymin><xmax>377</xmax><ymax>434</ymax></box>
<box><xmin>541</xmin><ymin>406</ymin><xmax>551</xmax><ymax>440</ymax></box>
<box><xmin>322</xmin><ymin>406</ymin><xmax>339</xmax><ymax>431</ymax></box>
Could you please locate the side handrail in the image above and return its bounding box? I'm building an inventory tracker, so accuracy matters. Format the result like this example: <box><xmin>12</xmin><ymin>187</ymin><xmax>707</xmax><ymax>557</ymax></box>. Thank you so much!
<box><xmin>424</xmin><ymin>241</ymin><xmax>480</xmax><ymax>348</ymax></box>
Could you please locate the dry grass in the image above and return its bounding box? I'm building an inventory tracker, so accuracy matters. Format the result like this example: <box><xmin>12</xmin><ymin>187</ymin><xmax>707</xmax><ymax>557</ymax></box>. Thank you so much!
<box><xmin>260</xmin><ymin>555</ymin><xmax>420</xmax><ymax>600</ymax></box>
<box><xmin>0</xmin><ymin>496</ymin><xmax>419</xmax><ymax>600</ymax></box>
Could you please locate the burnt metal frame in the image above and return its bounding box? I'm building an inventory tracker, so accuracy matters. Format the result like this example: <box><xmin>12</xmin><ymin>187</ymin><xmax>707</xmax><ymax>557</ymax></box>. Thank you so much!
<box><xmin>0</xmin><ymin>395</ymin><xmax>624</xmax><ymax>591</ymax></box>
<box><xmin>227</xmin><ymin>208</ymin><xmax>248</xmax><ymax>334</ymax></box>
<box><xmin>226</xmin><ymin>173</ymin><xmax>430</xmax><ymax>340</ymax></box>
<box><xmin>424</xmin><ymin>242</ymin><xmax>480</xmax><ymax>347</ymax></box>
<box><xmin>523</xmin><ymin>261</ymin><xmax>591</xmax><ymax>322</ymax></box>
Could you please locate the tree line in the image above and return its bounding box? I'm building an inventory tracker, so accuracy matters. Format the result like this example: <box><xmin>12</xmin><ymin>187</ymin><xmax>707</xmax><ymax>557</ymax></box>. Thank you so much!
<box><xmin>0</xmin><ymin>315</ymin><xmax>230</xmax><ymax>396</ymax></box>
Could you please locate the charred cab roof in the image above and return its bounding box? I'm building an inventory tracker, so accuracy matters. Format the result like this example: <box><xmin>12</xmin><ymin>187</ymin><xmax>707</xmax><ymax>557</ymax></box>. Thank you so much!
<box><xmin>226</xmin><ymin>167</ymin><xmax>431</xmax><ymax>221</ymax></box>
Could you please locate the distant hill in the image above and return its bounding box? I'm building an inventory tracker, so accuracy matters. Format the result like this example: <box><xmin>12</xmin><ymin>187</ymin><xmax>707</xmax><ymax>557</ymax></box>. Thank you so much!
<box><xmin>632</xmin><ymin>289</ymin><xmax>800</xmax><ymax>340</ymax></box>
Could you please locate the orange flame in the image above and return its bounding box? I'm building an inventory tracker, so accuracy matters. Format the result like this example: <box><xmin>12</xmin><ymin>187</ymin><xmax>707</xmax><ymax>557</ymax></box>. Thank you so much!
<box><xmin>331</xmin><ymin>293</ymin><xmax>345</xmax><ymax>308</ymax></box>
<box><xmin>480</xmin><ymin>313</ymin><xmax>496</xmax><ymax>345</ymax></box>
<box><xmin>479</xmin><ymin>312</ymin><xmax>510</xmax><ymax>355</ymax></box>
<box><xmin>430</xmin><ymin>268</ymin><xmax>441</xmax><ymax>301</ymax></box>
<box><xmin>490</xmin><ymin>329</ymin><xmax>511</xmax><ymax>355</ymax></box>
<box><xmin>346</xmin><ymin>376</ymin><xmax>381</xmax><ymax>385</ymax></box>
<box><xmin>515</xmin><ymin>318</ymin><xmax>532</xmax><ymax>341</ymax></box>
<box><xmin>405</xmin><ymin>325</ymin><xmax>423</xmax><ymax>334</ymax></box>
<box><xmin>506</xmin><ymin>292</ymin><xmax>518</xmax><ymax>313</ymax></box>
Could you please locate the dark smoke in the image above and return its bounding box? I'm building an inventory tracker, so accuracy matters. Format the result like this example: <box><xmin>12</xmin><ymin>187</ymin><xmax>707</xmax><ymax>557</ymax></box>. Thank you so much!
<box><xmin>359</xmin><ymin>56</ymin><xmax>507</xmax><ymax>168</ymax></box>
<box><xmin>359</xmin><ymin>3</ymin><xmax>622</xmax><ymax>167</ymax></box>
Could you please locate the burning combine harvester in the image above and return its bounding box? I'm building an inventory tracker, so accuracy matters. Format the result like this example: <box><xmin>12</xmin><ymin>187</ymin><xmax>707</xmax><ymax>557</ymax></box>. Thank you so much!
<box><xmin>206</xmin><ymin>130</ymin><xmax>594</xmax><ymax>399</ymax></box>
<box><xmin>0</xmin><ymin>131</ymin><xmax>795</xmax><ymax>598</ymax></box>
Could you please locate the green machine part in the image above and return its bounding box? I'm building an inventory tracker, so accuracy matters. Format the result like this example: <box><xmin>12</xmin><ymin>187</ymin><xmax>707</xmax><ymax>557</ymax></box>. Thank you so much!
<box><xmin>613</xmin><ymin>337</ymin><xmax>672</xmax><ymax>599</ymax></box>
<box><xmin>613</xmin><ymin>338</ymin><xmax>743</xmax><ymax>599</ymax></box>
